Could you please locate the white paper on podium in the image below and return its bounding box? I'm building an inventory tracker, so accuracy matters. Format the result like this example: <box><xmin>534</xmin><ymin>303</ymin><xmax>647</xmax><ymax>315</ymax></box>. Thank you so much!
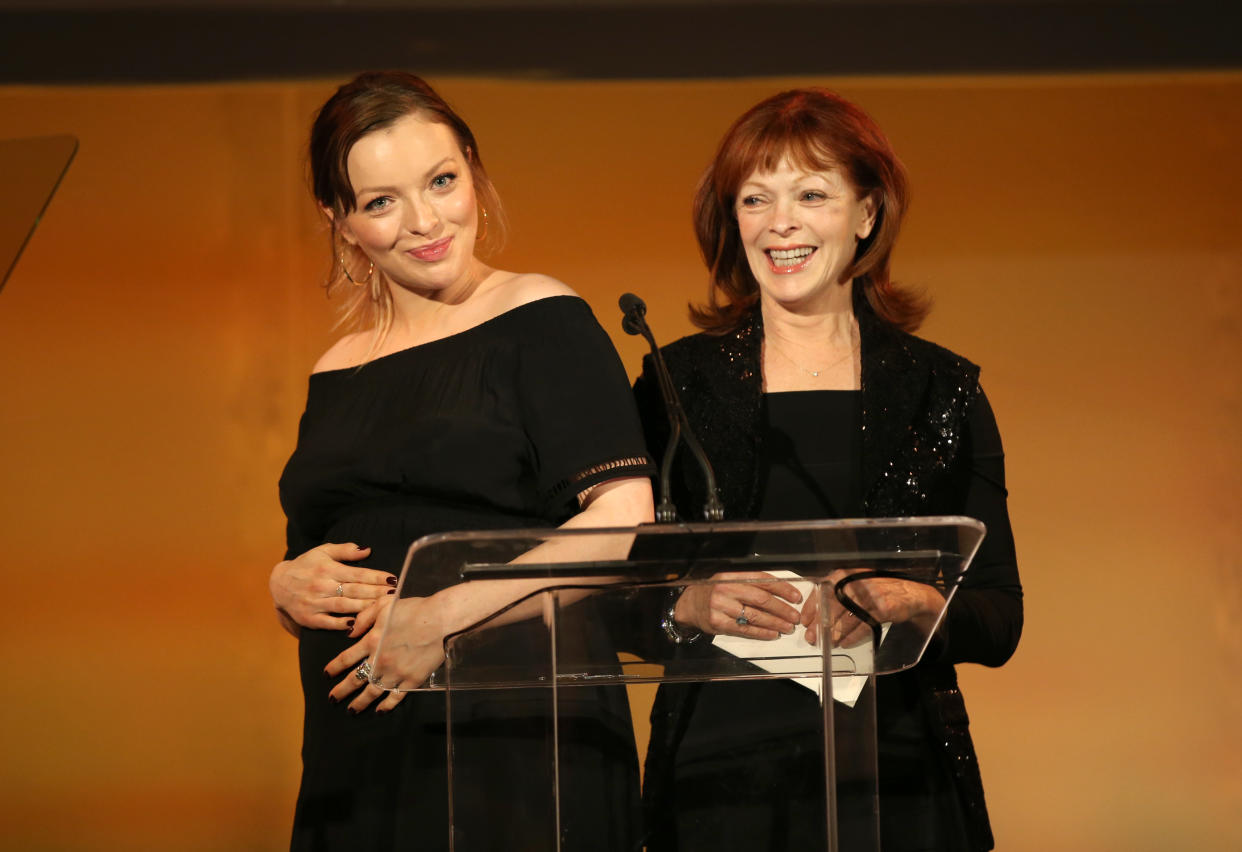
<box><xmin>710</xmin><ymin>571</ymin><xmax>887</xmax><ymax>708</ymax></box>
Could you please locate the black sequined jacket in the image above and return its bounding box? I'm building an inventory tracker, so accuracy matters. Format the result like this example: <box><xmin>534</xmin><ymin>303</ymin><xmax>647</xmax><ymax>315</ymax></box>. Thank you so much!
<box><xmin>634</xmin><ymin>297</ymin><xmax>1021</xmax><ymax>851</ymax></box>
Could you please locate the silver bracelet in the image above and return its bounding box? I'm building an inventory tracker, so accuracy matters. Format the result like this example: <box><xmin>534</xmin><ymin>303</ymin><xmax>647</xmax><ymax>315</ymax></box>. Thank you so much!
<box><xmin>661</xmin><ymin>588</ymin><xmax>702</xmax><ymax>645</ymax></box>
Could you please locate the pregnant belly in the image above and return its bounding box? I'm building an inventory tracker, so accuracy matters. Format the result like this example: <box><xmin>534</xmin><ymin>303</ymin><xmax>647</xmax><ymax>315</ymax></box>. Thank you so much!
<box><xmin>299</xmin><ymin>498</ymin><xmax>551</xmax><ymax>677</ymax></box>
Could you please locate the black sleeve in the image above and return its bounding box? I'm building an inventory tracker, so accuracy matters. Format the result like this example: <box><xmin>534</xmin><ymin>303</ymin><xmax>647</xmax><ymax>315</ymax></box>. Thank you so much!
<box><xmin>937</xmin><ymin>388</ymin><xmax>1024</xmax><ymax>667</ymax></box>
<box><xmin>632</xmin><ymin>353</ymin><xmax>673</xmax><ymax>469</ymax></box>
<box><xmin>516</xmin><ymin>298</ymin><xmax>655</xmax><ymax>513</ymax></box>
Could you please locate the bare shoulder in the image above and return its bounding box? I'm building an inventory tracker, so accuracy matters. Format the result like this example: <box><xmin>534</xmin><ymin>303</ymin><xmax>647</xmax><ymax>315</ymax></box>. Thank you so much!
<box><xmin>489</xmin><ymin>272</ymin><xmax>579</xmax><ymax>313</ymax></box>
<box><xmin>312</xmin><ymin>330</ymin><xmax>370</xmax><ymax>374</ymax></box>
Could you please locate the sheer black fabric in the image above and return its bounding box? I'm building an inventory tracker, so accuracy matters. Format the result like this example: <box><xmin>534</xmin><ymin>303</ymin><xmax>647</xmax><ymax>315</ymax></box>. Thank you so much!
<box><xmin>278</xmin><ymin>296</ymin><xmax>653</xmax><ymax>851</ymax></box>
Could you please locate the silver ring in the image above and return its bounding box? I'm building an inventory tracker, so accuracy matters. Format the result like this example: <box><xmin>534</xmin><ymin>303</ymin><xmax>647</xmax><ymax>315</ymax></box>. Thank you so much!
<box><xmin>735</xmin><ymin>605</ymin><xmax>750</xmax><ymax>627</ymax></box>
<box><xmin>335</xmin><ymin>583</ymin><xmax>344</xmax><ymax>597</ymax></box>
<box><xmin>354</xmin><ymin>660</ymin><xmax>373</xmax><ymax>683</ymax></box>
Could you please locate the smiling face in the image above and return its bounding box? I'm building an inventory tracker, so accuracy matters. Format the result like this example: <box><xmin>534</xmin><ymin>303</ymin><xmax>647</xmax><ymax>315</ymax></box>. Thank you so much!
<box><xmin>734</xmin><ymin>157</ymin><xmax>877</xmax><ymax>314</ymax></box>
<box><xmin>336</xmin><ymin>113</ymin><xmax>480</xmax><ymax>298</ymax></box>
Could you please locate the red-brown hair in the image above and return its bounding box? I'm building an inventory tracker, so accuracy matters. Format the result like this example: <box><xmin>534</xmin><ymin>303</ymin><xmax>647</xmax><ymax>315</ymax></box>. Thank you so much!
<box><xmin>691</xmin><ymin>88</ymin><xmax>928</xmax><ymax>333</ymax></box>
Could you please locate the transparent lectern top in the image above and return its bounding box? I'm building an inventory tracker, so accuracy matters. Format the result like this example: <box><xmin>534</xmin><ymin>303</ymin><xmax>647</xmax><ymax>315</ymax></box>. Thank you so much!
<box><xmin>368</xmin><ymin>517</ymin><xmax>984</xmax><ymax>695</ymax></box>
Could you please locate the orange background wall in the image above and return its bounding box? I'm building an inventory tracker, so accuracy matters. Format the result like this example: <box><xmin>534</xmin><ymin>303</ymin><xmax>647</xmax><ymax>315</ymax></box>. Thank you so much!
<box><xmin>1</xmin><ymin>72</ymin><xmax>1239</xmax><ymax>850</ymax></box>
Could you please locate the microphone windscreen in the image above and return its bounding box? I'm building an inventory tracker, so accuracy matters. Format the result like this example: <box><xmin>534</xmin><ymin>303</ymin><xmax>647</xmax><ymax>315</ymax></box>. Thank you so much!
<box><xmin>619</xmin><ymin>293</ymin><xmax>648</xmax><ymax>335</ymax></box>
<box><xmin>618</xmin><ymin>292</ymin><xmax>646</xmax><ymax>317</ymax></box>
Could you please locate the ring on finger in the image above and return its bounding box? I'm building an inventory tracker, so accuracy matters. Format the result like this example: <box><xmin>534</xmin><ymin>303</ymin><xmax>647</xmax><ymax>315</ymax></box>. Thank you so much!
<box><xmin>736</xmin><ymin>605</ymin><xmax>750</xmax><ymax>627</ymax></box>
<box><xmin>335</xmin><ymin>583</ymin><xmax>344</xmax><ymax>597</ymax></box>
<box><xmin>354</xmin><ymin>660</ymin><xmax>373</xmax><ymax>683</ymax></box>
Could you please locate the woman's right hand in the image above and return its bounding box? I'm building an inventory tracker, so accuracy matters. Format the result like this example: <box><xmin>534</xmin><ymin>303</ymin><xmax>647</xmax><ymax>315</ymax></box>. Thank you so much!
<box><xmin>325</xmin><ymin>594</ymin><xmax>443</xmax><ymax>714</ymax></box>
<box><xmin>673</xmin><ymin>571</ymin><xmax>804</xmax><ymax>640</ymax></box>
<box><xmin>269</xmin><ymin>542</ymin><xmax>396</xmax><ymax>635</ymax></box>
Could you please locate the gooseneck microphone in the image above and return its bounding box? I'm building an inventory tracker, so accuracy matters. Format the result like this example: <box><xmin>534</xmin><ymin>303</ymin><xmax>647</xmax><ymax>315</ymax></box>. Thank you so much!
<box><xmin>619</xmin><ymin>293</ymin><xmax>725</xmax><ymax>523</ymax></box>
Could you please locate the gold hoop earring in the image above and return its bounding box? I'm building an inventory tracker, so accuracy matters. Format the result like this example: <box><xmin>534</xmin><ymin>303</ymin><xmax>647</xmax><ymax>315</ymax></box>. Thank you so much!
<box><xmin>339</xmin><ymin>252</ymin><xmax>374</xmax><ymax>286</ymax></box>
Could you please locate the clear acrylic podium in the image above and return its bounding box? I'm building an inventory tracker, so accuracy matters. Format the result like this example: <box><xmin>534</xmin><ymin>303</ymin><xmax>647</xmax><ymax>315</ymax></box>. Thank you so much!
<box><xmin>370</xmin><ymin>517</ymin><xmax>984</xmax><ymax>852</ymax></box>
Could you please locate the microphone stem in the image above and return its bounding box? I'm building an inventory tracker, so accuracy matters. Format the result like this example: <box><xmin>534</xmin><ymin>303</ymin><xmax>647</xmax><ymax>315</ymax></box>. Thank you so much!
<box><xmin>631</xmin><ymin>308</ymin><xmax>725</xmax><ymax>523</ymax></box>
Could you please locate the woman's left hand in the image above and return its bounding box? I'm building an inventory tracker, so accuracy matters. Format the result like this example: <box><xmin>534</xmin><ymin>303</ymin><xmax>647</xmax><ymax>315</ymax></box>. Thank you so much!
<box><xmin>324</xmin><ymin>595</ymin><xmax>447</xmax><ymax>714</ymax></box>
<box><xmin>803</xmin><ymin>572</ymin><xmax>945</xmax><ymax>647</ymax></box>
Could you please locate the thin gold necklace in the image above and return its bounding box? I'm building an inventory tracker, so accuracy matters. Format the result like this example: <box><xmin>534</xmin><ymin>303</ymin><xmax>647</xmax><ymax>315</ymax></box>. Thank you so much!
<box><xmin>766</xmin><ymin>337</ymin><xmax>858</xmax><ymax>378</ymax></box>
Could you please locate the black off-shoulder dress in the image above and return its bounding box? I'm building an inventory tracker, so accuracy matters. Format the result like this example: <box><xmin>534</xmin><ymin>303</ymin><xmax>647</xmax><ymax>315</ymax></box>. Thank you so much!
<box><xmin>279</xmin><ymin>296</ymin><xmax>653</xmax><ymax>851</ymax></box>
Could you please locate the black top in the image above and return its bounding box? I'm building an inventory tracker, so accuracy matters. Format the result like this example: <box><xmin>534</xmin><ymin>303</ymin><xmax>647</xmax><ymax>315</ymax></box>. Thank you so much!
<box><xmin>281</xmin><ymin>295</ymin><xmax>653</xmax><ymax>566</ymax></box>
<box><xmin>278</xmin><ymin>295</ymin><xmax>653</xmax><ymax>851</ymax></box>
<box><xmin>636</xmin><ymin>302</ymin><xmax>1021</xmax><ymax>852</ymax></box>
<box><xmin>756</xmin><ymin>390</ymin><xmax>862</xmax><ymax>520</ymax></box>
<box><xmin>660</xmin><ymin>387</ymin><xmax>1016</xmax><ymax>852</ymax></box>
<box><xmin>632</xmin><ymin>302</ymin><xmax>1023</xmax><ymax>675</ymax></box>
<box><xmin>755</xmin><ymin>387</ymin><xmax>1019</xmax><ymax>668</ymax></box>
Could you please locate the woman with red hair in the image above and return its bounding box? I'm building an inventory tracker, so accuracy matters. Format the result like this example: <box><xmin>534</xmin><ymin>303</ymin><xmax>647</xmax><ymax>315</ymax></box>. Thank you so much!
<box><xmin>637</xmin><ymin>89</ymin><xmax>1023</xmax><ymax>851</ymax></box>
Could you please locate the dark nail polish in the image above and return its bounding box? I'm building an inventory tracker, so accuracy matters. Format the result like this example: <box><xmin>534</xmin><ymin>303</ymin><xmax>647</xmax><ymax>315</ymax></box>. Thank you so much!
<box><xmin>345</xmin><ymin>619</ymin><xmax>355</xmax><ymax>629</ymax></box>
<box><xmin>387</xmin><ymin>589</ymin><xmax>395</xmax><ymax>595</ymax></box>
<box><xmin>328</xmin><ymin>694</ymin><xmax>339</xmax><ymax>704</ymax></box>
<box><xmin>347</xmin><ymin>706</ymin><xmax>359</xmax><ymax>715</ymax></box>
<box><xmin>376</xmin><ymin>708</ymin><xmax>389</xmax><ymax>716</ymax></box>
<box><xmin>386</xmin><ymin>576</ymin><xmax>397</xmax><ymax>586</ymax></box>
<box><xmin>323</xmin><ymin>668</ymin><xmax>332</xmax><ymax>679</ymax></box>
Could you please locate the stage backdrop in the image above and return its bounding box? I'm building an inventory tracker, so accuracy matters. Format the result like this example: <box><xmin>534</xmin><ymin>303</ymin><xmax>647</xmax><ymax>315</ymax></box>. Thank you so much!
<box><xmin>1</xmin><ymin>72</ymin><xmax>1239</xmax><ymax>851</ymax></box>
